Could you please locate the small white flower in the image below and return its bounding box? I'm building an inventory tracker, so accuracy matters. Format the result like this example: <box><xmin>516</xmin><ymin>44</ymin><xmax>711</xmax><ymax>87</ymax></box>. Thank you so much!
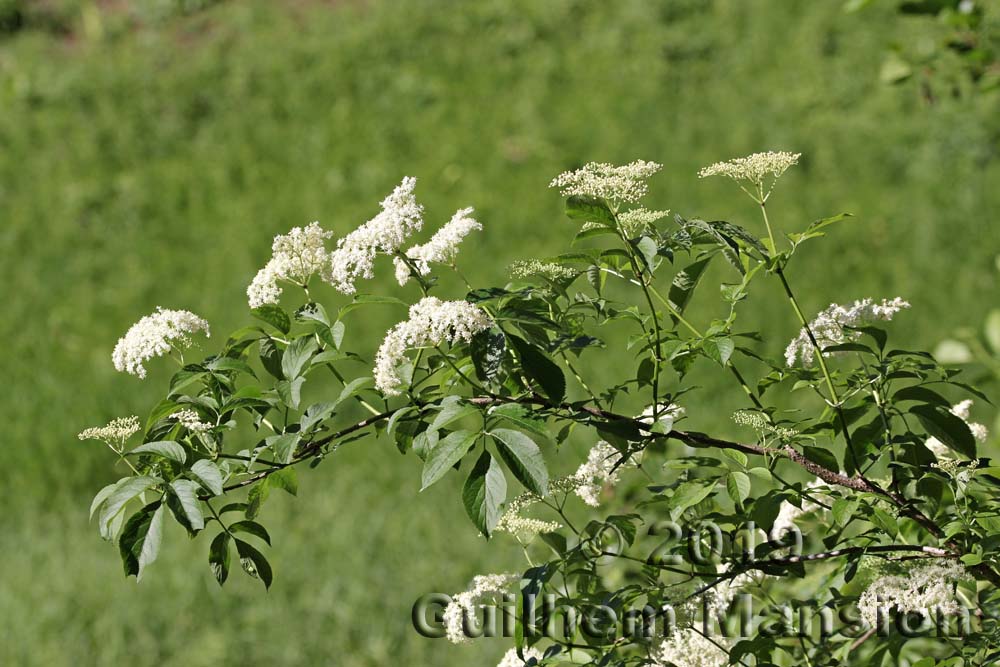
<box><xmin>324</xmin><ymin>177</ymin><xmax>424</xmax><ymax>294</ymax></box>
<box><xmin>112</xmin><ymin>308</ymin><xmax>210</xmax><ymax>378</ymax></box>
<box><xmin>698</xmin><ymin>151</ymin><xmax>801</xmax><ymax>187</ymax></box>
<box><xmin>496</xmin><ymin>647</ymin><xmax>544</xmax><ymax>667</ymax></box>
<box><xmin>373</xmin><ymin>297</ymin><xmax>492</xmax><ymax>395</ymax></box>
<box><xmin>858</xmin><ymin>560</ymin><xmax>970</xmax><ymax>626</ymax></box>
<box><xmin>78</xmin><ymin>416</ymin><xmax>141</xmax><ymax>448</ymax></box>
<box><xmin>394</xmin><ymin>207</ymin><xmax>481</xmax><ymax>285</ymax></box>
<box><xmin>443</xmin><ymin>573</ymin><xmax>520</xmax><ymax>644</ymax></box>
<box><xmin>617</xmin><ymin>207</ymin><xmax>671</xmax><ymax>235</ymax></box>
<box><xmin>550</xmin><ymin>160</ymin><xmax>662</xmax><ymax>204</ymax></box>
<box><xmin>572</xmin><ymin>441</ymin><xmax>638</xmax><ymax>507</ymax></box>
<box><xmin>171</xmin><ymin>409</ymin><xmax>212</xmax><ymax>433</ymax></box>
<box><xmin>654</xmin><ymin>627</ymin><xmax>730</xmax><ymax>667</ymax></box>
<box><xmin>784</xmin><ymin>297</ymin><xmax>910</xmax><ymax>366</ymax></box>
<box><xmin>247</xmin><ymin>221</ymin><xmax>333</xmax><ymax>308</ymax></box>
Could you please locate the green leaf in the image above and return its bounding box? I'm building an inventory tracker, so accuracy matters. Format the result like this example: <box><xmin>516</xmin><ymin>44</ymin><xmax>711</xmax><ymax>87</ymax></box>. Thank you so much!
<box><xmin>266</xmin><ymin>433</ymin><xmax>301</xmax><ymax>465</ymax></box>
<box><xmin>90</xmin><ymin>481</ymin><xmax>120</xmax><ymax>521</ymax></box>
<box><xmin>128</xmin><ymin>440</ymin><xmax>186</xmax><ymax>464</ymax></box>
<box><xmin>831</xmin><ymin>498</ymin><xmax>859</xmax><ymax>528</ymax></box>
<box><xmin>669</xmin><ymin>478</ymin><xmax>717</xmax><ymax>518</ymax></box>
<box><xmin>335</xmin><ymin>377</ymin><xmax>373</xmax><ymax>407</ymax></box>
<box><xmin>870</xmin><ymin>508</ymin><xmax>899</xmax><ymax>538</ymax></box>
<box><xmin>246</xmin><ymin>480</ymin><xmax>271</xmax><ymax>520</ymax></box>
<box><xmin>429</xmin><ymin>399</ymin><xmax>480</xmax><ymax>432</ymax></box>
<box><xmin>229</xmin><ymin>520</ymin><xmax>272</xmax><ymax>546</ymax></box>
<box><xmin>565</xmin><ymin>195</ymin><xmax>615</xmax><ymax>227</ymax></box>
<box><xmin>462</xmin><ymin>451</ymin><xmax>507</xmax><ymax>537</ymax></box>
<box><xmin>99</xmin><ymin>476</ymin><xmax>162</xmax><ymax>540</ymax></box>
<box><xmin>269</xmin><ymin>467</ymin><xmax>298</xmax><ymax>496</ymax></box>
<box><xmin>281</xmin><ymin>336</ymin><xmax>318</xmax><ymax>380</ymax></box>
<box><xmin>421</xmin><ymin>430</ymin><xmax>479</xmax><ymax>490</ymax></box>
<box><xmin>276</xmin><ymin>377</ymin><xmax>305</xmax><ymax>410</ymax></box>
<box><xmin>893</xmin><ymin>385</ymin><xmax>951</xmax><ymax>406</ymax></box>
<box><xmin>338</xmin><ymin>294</ymin><xmax>408</xmax><ymax>318</ymax></box>
<box><xmin>251</xmin><ymin>304</ymin><xmax>291</xmax><ymax>334</ymax></box>
<box><xmin>167</xmin><ymin>479</ymin><xmax>204</xmax><ymax>533</ymax></box>
<box><xmin>508</xmin><ymin>335</ymin><xmax>566</xmax><ymax>404</ymax></box>
<box><xmin>300</xmin><ymin>402</ymin><xmax>336</xmax><ymax>432</ymax></box>
<box><xmin>703</xmin><ymin>337</ymin><xmax>734</xmax><ymax>366</ymax></box>
<box><xmin>190</xmin><ymin>459</ymin><xmax>224</xmax><ymax>496</ymax></box>
<box><xmin>471</xmin><ymin>329</ymin><xmax>506</xmax><ymax>383</ymax></box>
<box><xmin>669</xmin><ymin>256</ymin><xmax>713</xmax><ymax>316</ymax></box>
<box><xmin>119</xmin><ymin>501</ymin><xmax>166</xmax><ymax>581</ymax></box>
<box><xmin>911</xmin><ymin>404</ymin><xmax>977</xmax><ymax>458</ymax></box>
<box><xmin>726</xmin><ymin>471</ymin><xmax>751</xmax><ymax>505</ymax></box>
<box><xmin>259</xmin><ymin>338</ymin><xmax>284</xmax><ymax>380</ymax></box>
<box><xmin>209</xmin><ymin>532</ymin><xmax>231</xmax><ymax>585</ymax></box>
<box><xmin>491</xmin><ymin>428</ymin><xmax>548</xmax><ymax>496</ymax></box>
<box><xmin>489</xmin><ymin>403</ymin><xmax>551</xmax><ymax>441</ymax></box>
<box><xmin>235</xmin><ymin>538</ymin><xmax>273</xmax><ymax>589</ymax></box>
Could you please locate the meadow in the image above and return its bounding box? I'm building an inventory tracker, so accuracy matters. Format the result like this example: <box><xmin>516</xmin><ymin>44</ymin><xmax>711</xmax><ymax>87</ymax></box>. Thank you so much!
<box><xmin>1</xmin><ymin>1</ymin><xmax>998</xmax><ymax>665</ymax></box>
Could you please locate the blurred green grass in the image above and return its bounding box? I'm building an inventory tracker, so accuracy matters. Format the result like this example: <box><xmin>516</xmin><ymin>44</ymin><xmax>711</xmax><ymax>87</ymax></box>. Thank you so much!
<box><xmin>1</xmin><ymin>1</ymin><xmax>998</xmax><ymax>664</ymax></box>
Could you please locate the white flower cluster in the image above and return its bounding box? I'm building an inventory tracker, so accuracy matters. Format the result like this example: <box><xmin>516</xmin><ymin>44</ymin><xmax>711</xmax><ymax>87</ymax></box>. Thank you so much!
<box><xmin>654</xmin><ymin>628</ymin><xmax>730</xmax><ymax>667</ymax></box>
<box><xmin>508</xmin><ymin>260</ymin><xmax>577</xmax><ymax>282</ymax></box>
<box><xmin>496</xmin><ymin>489</ymin><xmax>562</xmax><ymax>537</ymax></box>
<box><xmin>572</xmin><ymin>441</ymin><xmax>636</xmax><ymax>507</ymax></box>
<box><xmin>78</xmin><ymin>416</ymin><xmax>141</xmax><ymax>448</ymax></box>
<box><xmin>443</xmin><ymin>573</ymin><xmax>520</xmax><ymax>644</ymax></box>
<box><xmin>496</xmin><ymin>647</ymin><xmax>543</xmax><ymax>667</ymax></box>
<box><xmin>771</xmin><ymin>479</ymin><xmax>828</xmax><ymax>536</ymax></box>
<box><xmin>112</xmin><ymin>308</ymin><xmax>210</xmax><ymax>378</ymax></box>
<box><xmin>324</xmin><ymin>177</ymin><xmax>424</xmax><ymax>294</ymax></box>
<box><xmin>638</xmin><ymin>403</ymin><xmax>685</xmax><ymax>434</ymax></box>
<box><xmin>617</xmin><ymin>207</ymin><xmax>671</xmax><ymax>236</ymax></box>
<box><xmin>247</xmin><ymin>221</ymin><xmax>334</xmax><ymax>308</ymax></box>
<box><xmin>858</xmin><ymin>560</ymin><xmax>970</xmax><ymax>626</ymax></box>
<box><xmin>374</xmin><ymin>297</ymin><xmax>492</xmax><ymax>395</ymax></box>
<box><xmin>549</xmin><ymin>160</ymin><xmax>662</xmax><ymax>204</ymax></box>
<box><xmin>697</xmin><ymin>151</ymin><xmax>801</xmax><ymax>186</ymax></box>
<box><xmin>394</xmin><ymin>207</ymin><xmax>481</xmax><ymax>285</ymax></box>
<box><xmin>784</xmin><ymin>297</ymin><xmax>910</xmax><ymax>366</ymax></box>
<box><xmin>926</xmin><ymin>399</ymin><xmax>989</xmax><ymax>459</ymax></box>
<box><xmin>172</xmin><ymin>409</ymin><xmax>212</xmax><ymax>433</ymax></box>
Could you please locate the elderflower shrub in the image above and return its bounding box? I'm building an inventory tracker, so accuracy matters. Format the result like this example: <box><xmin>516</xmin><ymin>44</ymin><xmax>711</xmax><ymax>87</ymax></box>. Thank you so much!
<box><xmin>80</xmin><ymin>154</ymin><xmax>1000</xmax><ymax>666</ymax></box>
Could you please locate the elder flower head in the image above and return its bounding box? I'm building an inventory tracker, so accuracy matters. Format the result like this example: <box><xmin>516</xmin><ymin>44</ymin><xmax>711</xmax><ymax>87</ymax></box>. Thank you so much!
<box><xmin>508</xmin><ymin>260</ymin><xmax>577</xmax><ymax>283</ymax></box>
<box><xmin>785</xmin><ymin>297</ymin><xmax>910</xmax><ymax>366</ymax></box>
<box><xmin>443</xmin><ymin>572</ymin><xmax>520</xmax><ymax>644</ymax></box>
<box><xmin>394</xmin><ymin>207</ymin><xmax>481</xmax><ymax>286</ymax></box>
<box><xmin>654</xmin><ymin>628</ymin><xmax>730</xmax><ymax>667</ymax></box>
<box><xmin>698</xmin><ymin>151</ymin><xmax>801</xmax><ymax>191</ymax></box>
<box><xmin>112</xmin><ymin>307</ymin><xmax>210</xmax><ymax>378</ymax></box>
<box><xmin>572</xmin><ymin>441</ymin><xmax>638</xmax><ymax>507</ymax></box>
<box><xmin>496</xmin><ymin>647</ymin><xmax>543</xmax><ymax>667</ymax></box>
<box><xmin>324</xmin><ymin>177</ymin><xmax>424</xmax><ymax>294</ymax></box>
<box><xmin>373</xmin><ymin>297</ymin><xmax>492</xmax><ymax>395</ymax></box>
<box><xmin>550</xmin><ymin>160</ymin><xmax>662</xmax><ymax>205</ymax></box>
<box><xmin>171</xmin><ymin>409</ymin><xmax>212</xmax><ymax>434</ymax></box>
<box><xmin>247</xmin><ymin>221</ymin><xmax>333</xmax><ymax>308</ymax></box>
<box><xmin>858</xmin><ymin>560</ymin><xmax>970</xmax><ymax>627</ymax></box>
<box><xmin>78</xmin><ymin>416</ymin><xmax>141</xmax><ymax>449</ymax></box>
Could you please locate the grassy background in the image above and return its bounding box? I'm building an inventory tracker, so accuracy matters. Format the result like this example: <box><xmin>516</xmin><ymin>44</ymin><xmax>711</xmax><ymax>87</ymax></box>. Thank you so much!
<box><xmin>1</xmin><ymin>1</ymin><xmax>998</xmax><ymax>665</ymax></box>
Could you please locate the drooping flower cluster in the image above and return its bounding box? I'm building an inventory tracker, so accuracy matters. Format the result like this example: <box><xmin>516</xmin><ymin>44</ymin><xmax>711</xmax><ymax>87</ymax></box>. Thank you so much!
<box><xmin>78</xmin><ymin>416</ymin><xmax>141</xmax><ymax>449</ymax></box>
<box><xmin>374</xmin><ymin>297</ymin><xmax>492</xmax><ymax>395</ymax></box>
<box><xmin>496</xmin><ymin>647</ymin><xmax>544</xmax><ymax>667</ymax></box>
<box><xmin>550</xmin><ymin>160</ymin><xmax>662</xmax><ymax>204</ymax></box>
<box><xmin>172</xmin><ymin>409</ymin><xmax>212</xmax><ymax>433</ymax></box>
<box><xmin>394</xmin><ymin>207</ymin><xmax>481</xmax><ymax>285</ymax></box>
<box><xmin>654</xmin><ymin>628</ymin><xmax>730</xmax><ymax>667</ymax></box>
<box><xmin>572</xmin><ymin>441</ymin><xmax>637</xmax><ymax>507</ymax></box>
<box><xmin>112</xmin><ymin>308</ymin><xmax>210</xmax><ymax>378</ymax></box>
<box><xmin>508</xmin><ymin>260</ymin><xmax>577</xmax><ymax>282</ymax></box>
<box><xmin>857</xmin><ymin>560</ymin><xmax>970</xmax><ymax>626</ymax></box>
<box><xmin>247</xmin><ymin>221</ymin><xmax>334</xmax><ymax>308</ymax></box>
<box><xmin>784</xmin><ymin>297</ymin><xmax>910</xmax><ymax>366</ymax></box>
<box><xmin>324</xmin><ymin>177</ymin><xmax>424</xmax><ymax>294</ymax></box>
<box><xmin>926</xmin><ymin>399</ymin><xmax>989</xmax><ymax>459</ymax></box>
<box><xmin>697</xmin><ymin>151</ymin><xmax>801</xmax><ymax>188</ymax></box>
<box><xmin>443</xmin><ymin>573</ymin><xmax>520</xmax><ymax>644</ymax></box>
